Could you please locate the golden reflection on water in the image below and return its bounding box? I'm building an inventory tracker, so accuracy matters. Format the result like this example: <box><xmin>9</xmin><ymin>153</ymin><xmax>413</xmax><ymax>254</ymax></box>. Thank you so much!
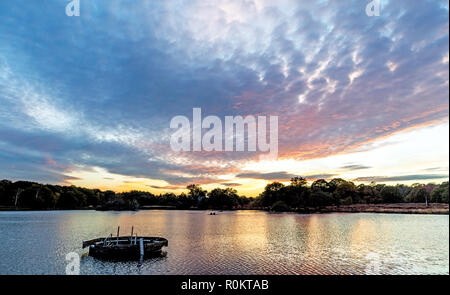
<box><xmin>350</xmin><ymin>217</ymin><xmax>379</xmax><ymax>252</ymax></box>
<box><xmin>305</xmin><ymin>215</ymin><xmax>322</xmax><ymax>257</ymax></box>
<box><xmin>230</xmin><ymin>211</ymin><xmax>269</xmax><ymax>251</ymax></box>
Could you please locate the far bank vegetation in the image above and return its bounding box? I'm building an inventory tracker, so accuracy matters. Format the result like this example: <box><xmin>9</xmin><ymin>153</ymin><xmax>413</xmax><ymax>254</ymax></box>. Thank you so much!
<box><xmin>0</xmin><ymin>178</ymin><xmax>448</xmax><ymax>213</ymax></box>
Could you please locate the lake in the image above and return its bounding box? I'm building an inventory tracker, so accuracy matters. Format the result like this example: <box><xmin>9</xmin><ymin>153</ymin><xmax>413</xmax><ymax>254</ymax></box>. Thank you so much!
<box><xmin>0</xmin><ymin>210</ymin><xmax>448</xmax><ymax>274</ymax></box>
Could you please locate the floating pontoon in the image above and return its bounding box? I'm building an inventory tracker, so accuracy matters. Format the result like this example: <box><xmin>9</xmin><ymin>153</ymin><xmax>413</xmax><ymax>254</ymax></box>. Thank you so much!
<box><xmin>82</xmin><ymin>226</ymin><xmax>168</xmax><ymax>260</ymax></box>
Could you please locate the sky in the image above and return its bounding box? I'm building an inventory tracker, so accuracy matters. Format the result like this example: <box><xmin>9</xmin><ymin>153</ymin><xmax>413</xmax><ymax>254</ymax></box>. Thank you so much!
<box><xmin>0</xmin><ymin>0</ymin><xmax>448</xmax><ymax>196</ymax></box>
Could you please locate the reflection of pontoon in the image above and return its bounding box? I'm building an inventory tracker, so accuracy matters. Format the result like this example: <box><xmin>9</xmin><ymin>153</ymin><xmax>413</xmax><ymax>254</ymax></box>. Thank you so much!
<box><xmin>82</xmin><ymin>226</ymin><xmax>168</xmax><ymax>260</ymax></box>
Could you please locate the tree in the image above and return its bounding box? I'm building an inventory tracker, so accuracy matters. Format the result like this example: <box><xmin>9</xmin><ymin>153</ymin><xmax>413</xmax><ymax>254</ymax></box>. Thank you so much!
<box><xmin>259</xmin><ymin>182</ymin><xmax>285</xmax><ymax>208</ymax></box>
<box><xmin>290</xmin><ymin>176</ymin><xmax>307</xmax><ymax>187</ymax></box>
<box><xmin>286</xmin><ymin>177</ymin><xmax>310</xmax><ymax>209</ymax></box>
<box><xmin>14</xmin><ymin>183</ymin><xmax>56</xmax><ymax>209</ymax></box>
<box><xmin>122</xmin><ymin>191</ymin><xmax>157</xmax><ymax>206</ymax></box>
<box><xmin>396</xmin><ymin>184</ymin><xmax>412</xmax><ymax>200</ymax></box>
<box><xmin>57</xmin><ymin>191</ymin><xmax>80</xmax><ymax>209</ymax></box>
<box><xmin>431</xmin><ymin>182</ymin><xmax>449</xmax><ymax>203</ymax></box>
<box><xmin>406</xmin><ymin>186</ymin><xmax>430</xmax><ymax>203</ymax></box>
<box><xmin>270</xmin><ymin>201</ymin><xmax>289</xmax><ymax>212</ymax></box>
<box><xmin>310</xmin><ymin>179</ymin><xmax>334</xmax><ymax>209</ymax></box>
<box><xmin>335</xmin><ymin>181</ymin><xmax>358</xmax><ymax>204</ymax></box>
<box><xmin>176</xmin><ymin>193</ymin><xmax>193</xmax><ymax>209</ymax></box>
<box><xmin>187</xmin><ymin>184</ymin><xmax>206</xmax><ymax>207</ymax></box>
<box><xmin>38</xmin><ymin>186</ymin><xmax>56</xmax><ymax>208</ymax></box>
<box><xmin>100</xmin><ymin>190</ymin><xmax>116</xmax><ymax>206</ymax></box>
<box><xmin>0</xmin><ymin>180</ymin><xmax>13</xmax><ymax>206</ymax></box>
<box><xmin>236</xmin><ymin>195</ymin><xmax>252</xmax><ymax>207</ymax></box>
<box><xmin>310</xmin><ymin>189</ymin><xmax>333</xmax><ymax>209</ymax></box>
<box><xmin>358</xmin><ymin>182</ymin><xmax>382</xmax><ymax>204</ymax></box>
<box><xmin>79</xmin><ymin>188</ymin><xmax>99</xmax><ymax>207</ymax></box>
<box><xmin>328</xmin><ymin>178</ymin><xmax>348</xmax><ymax>192</ymax></box>
<box><xmin>208</xmin><ymin>188</ymin><xmax>239</xmax><ymax>209</ymax></box>
<box><xmin>17</xmin><ymin>187</ymin><xmax>39</xmax><ymax>208</ymax></box>
<box><xmin>159</xmin><ymin>193</ymin><xmax>178</xmax><ymax>206</ymax></box>
<box><xmin>311</xmin><ymin>179</ymin><xmax>331</xmax><ymax>192</ymax></box>
<box><xmin>380</xmin><ymin>186</ymin><xmax>404</xmax><ymax>203</ymax></box>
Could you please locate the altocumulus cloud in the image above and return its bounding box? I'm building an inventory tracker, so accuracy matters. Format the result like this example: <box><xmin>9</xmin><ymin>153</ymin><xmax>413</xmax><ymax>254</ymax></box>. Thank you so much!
<box><xmin>0</xmin><ymin>0</ymin><xmax>448</xmax><ymax>187</ymax></box>
<box><xmin>354</xmin><ymin>175</ymin><xmax>449</xmax><ymax>182</ymax></box>
<box><xmin>236</xmin><ymin>171</ymin><xmax>335</xmax><ymax>181</ymax></box>
<box><xmin>340</xmin><ymin>164</ymin><xmax>372</xmax><ymax>171</ymax></box>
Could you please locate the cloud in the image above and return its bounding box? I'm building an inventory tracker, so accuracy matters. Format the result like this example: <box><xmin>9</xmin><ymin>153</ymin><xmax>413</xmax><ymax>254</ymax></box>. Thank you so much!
<box><xmin>422</xmin><ymin>167</ymin><xmax>448</xmax><ymax>172</ymax></box>
<box><xmin>0</xmin><ymin>0</ymin><xmax>448</xmax><ymax>190</ymax></box>
<box><xmin>148</xmin><ymin>185</ymin><xmax>185</xmax><ymax>190</ymax></box>
<box><xmin>236</xmin><ymin>171</ymin><xmax>335</xmax><ymax>181</ymax></box>
<box><xmin>236</xmin><ymin>171</ymin><xmax>297</xmax><ymax>181</ymax></box>
<box><xmin>304</xmin><ymin>174</ymin><xmax>336</xmax><ymax>181</ymax></box>
<box><xmin>353</xmin><ymin>175</ymin><xmax>449</xmax><ymax>182</ymax></box>
<box><xmin>340</xmin><ymin>164</ymin><xmax>371</xmax><ymax>170</ymax></box>
<box><xmin>220</xmin><ymin>183</ymin><xmax>242</xmax><ymax>187</ymax></box>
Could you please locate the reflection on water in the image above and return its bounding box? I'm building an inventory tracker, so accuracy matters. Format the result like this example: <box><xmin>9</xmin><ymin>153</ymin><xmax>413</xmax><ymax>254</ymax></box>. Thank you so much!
<box><xmin>0</xmin><ymin>210</ymin><xmax>448</xmax><ymax>274</ymax></box>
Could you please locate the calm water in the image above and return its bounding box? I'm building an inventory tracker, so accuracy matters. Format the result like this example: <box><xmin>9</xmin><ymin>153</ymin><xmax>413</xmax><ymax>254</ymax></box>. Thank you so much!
<box><xmin>0</xmin><ymin>210</ymin><xmax>448</xmax><ymax>275</ymax></box>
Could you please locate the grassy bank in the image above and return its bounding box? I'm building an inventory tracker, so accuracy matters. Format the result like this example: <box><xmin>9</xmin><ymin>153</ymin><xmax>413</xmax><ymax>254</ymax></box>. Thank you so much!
<box><xmin>1</xmin><ymin>203</ymin><xmax>448</xmax><ymax>214</ymax></box>
<box><xmin>320</xmin><ymin>203</ymin><xmax>449</xmax><ymax>214</ymax></box>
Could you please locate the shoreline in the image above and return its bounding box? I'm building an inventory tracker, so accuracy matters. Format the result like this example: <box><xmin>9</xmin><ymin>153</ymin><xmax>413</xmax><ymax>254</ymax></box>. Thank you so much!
<box><xmin>1</xmin><ymin>203</ymin><xmax>448</xmax><ymax>215</ymax></box>
<box><xmin>320</xmin><ymin>203</ymin><xmax>449</xmax><ymax>215</ymax></box>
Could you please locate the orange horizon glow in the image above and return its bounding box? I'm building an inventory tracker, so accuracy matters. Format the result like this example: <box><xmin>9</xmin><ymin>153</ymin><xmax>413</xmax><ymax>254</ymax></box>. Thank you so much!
<box><xmin>60</xmin><ymin>122</ymin><xmax>449</xmax><ymax>197</ymax></box>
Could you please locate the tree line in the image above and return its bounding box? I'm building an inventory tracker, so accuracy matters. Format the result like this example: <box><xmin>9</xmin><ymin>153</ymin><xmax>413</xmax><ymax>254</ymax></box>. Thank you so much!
<box><xmin>0</xmin><ymin>178</ymin><xmax>448</xmax><ymax>211</ymax></box>
<box><xmin>255</xmin><ymin>177</ymin><xmax>449</xmax><ymax>212</ymax></box>
<box><xmin>0</xmin><ymin>180</ymin><xmax>252</xmax><ymax>210</ymax></box>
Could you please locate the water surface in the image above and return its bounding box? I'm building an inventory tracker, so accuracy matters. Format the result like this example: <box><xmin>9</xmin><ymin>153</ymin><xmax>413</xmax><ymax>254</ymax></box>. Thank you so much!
<box><xmin>0</xmin><ymin>210</ymin><xmax>448</xmax><ymax>274</ymax></box>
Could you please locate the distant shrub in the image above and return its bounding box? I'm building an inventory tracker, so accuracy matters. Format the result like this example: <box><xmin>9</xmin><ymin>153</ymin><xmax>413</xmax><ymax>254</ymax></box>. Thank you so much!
<box><xmin>270</xmin><ymin>201</ymin><xmax>289</xmax><ymax>212</ymax></box>
<box><xmin>341</xmin><ymin>197</ymin><xmax>353</xmax><ymax>205</ymax></box>
<box><xmin>406</xmin><ymin>187</ymin><xmax>430</xmax><ymax>203</ymax></box>
<box><xmin>380</xmin><ymin>186</ymin><xmax>404</xmax><ymax>203</ymax></box>
<box><xmin>310</xmin><ymin>189</ymin><xmax>334</xmax><ymax>208</ymax></box>
<box><xmin>431</xmin><ymin>182</ymin><xmax>449</xmax><ymax>203</ymax></box>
